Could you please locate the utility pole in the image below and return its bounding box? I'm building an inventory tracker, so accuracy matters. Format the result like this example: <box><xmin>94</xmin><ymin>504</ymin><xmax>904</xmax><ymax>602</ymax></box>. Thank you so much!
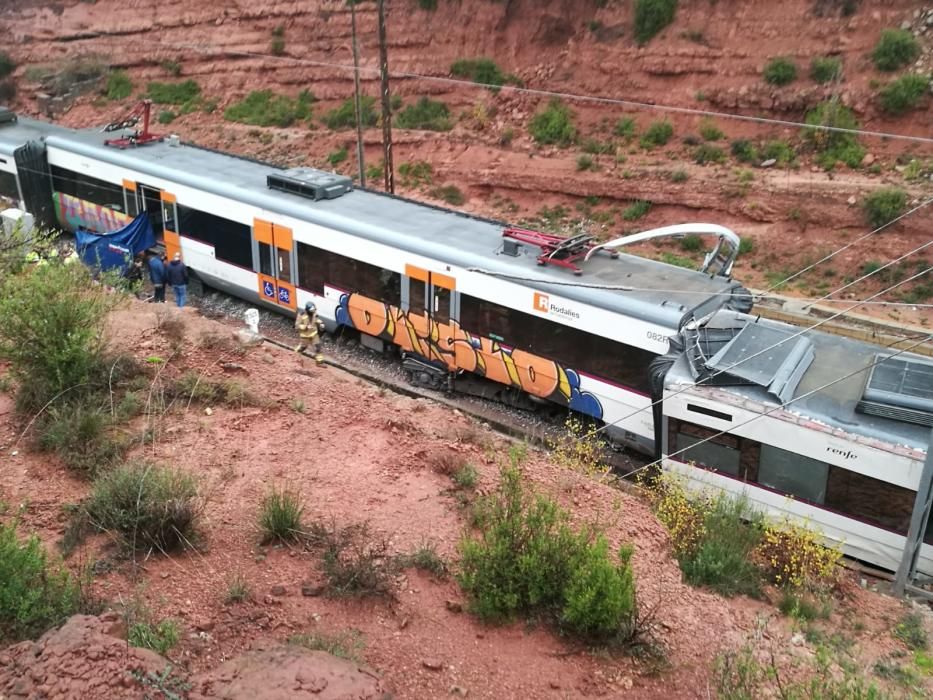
<box><xmin>894</xmin><ymin>427</ymin><xmax>933</xmax><ymax>597</ymax></box>
<box><xmin>376</xmin><ymin>0</ymin><xmax>394</xmax><ymax>193</ymax></box>
<box><xmin>350</xmin><ymin>0</ymin><xmax>365</xmax><ymax>187</ymax></box>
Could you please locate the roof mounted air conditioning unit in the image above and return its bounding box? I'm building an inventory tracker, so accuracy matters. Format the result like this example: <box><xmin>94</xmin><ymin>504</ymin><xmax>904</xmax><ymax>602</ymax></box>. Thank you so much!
<box><xmin>267</xmin><ymin>167</ymin><xmax>353</xmax><ymax>201</ymax></box>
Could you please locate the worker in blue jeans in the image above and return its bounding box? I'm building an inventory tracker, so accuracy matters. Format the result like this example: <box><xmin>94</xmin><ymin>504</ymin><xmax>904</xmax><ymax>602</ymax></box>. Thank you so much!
<box><xmin>165</xmin><ymin>252</ymin><xmax>189</xmax><ymax>308</ymax></box>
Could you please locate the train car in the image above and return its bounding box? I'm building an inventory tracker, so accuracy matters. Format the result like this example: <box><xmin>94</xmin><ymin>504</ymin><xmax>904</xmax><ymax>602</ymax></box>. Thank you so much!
<box><xmin>0</xmin><ymin>108</ymin><xmax>752</xmax><ymax>454</ymax></box>
<box><xmin>659</xmin><ymin>308</ymin><xmax>932</xmax><ymax>575</ymax></box>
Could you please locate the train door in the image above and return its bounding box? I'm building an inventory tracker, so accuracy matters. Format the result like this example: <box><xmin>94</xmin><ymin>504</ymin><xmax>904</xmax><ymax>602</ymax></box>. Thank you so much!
<box><xmin>138</xmin><ymin>184</ymin><xmax>164</xmax><ymax>241</ymax></box>
<box><xmin>253</xmin><ymin>218</ymin><xmax>297</xmax><ymax>311</ymax></box>
<box><xmin>404</xmin><ymin>265</ymin><xmax>458</xmax><ymax>368</ymax></box>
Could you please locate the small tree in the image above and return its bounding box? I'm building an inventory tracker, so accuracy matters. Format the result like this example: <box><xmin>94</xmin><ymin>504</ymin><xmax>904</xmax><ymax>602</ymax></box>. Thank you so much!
<box><xmin>809</xmin><ymin>56</ymin><xmax>842</xmax><ymax>83</ymax></box>
<box><xmin>0</xmin><ymin>262</ymin><xmax>121</xmax><ymax>412</ymax></box>
<box><xmin>871</xmin><ymin>29</ymin><xmax>920</xmax><ymax>72</ymax></box>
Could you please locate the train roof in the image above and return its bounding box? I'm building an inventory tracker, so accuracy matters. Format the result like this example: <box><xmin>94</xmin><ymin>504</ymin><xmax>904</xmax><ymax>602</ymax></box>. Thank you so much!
<box><xmin>0</xmin><ymin>112</ymin><xmax>744</xmax><ymax>329</ymax></box>
<box><xmin>664</xmin><ymin>309</ymin><xmax>930</xmax><ymax>453</ymax></box>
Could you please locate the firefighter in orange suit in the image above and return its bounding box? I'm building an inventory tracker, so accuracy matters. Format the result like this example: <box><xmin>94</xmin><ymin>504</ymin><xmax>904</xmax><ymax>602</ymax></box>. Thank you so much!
<box><xmin>295</xmin><ymin>301</ymin><xmax>325</xmax><ymax>365</ymax></box>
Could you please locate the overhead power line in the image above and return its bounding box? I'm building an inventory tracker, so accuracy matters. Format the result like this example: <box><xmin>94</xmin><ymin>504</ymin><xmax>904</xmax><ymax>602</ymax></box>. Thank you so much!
<box><xmin>118</xmin><ymin>38</ymin><xmax>933</xmax><ymax>146</ymax></box>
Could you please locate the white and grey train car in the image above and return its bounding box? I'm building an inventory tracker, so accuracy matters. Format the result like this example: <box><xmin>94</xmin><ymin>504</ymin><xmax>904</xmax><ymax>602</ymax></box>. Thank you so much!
<box><xmin>660</xmin><ymin>309</ymin><xmax>932</xmax><ymax>576</ymax></box>
<box><xmin>0</xmin><ymin>109</ymin><xmax>751</xmax><ymax>454</ymax></box>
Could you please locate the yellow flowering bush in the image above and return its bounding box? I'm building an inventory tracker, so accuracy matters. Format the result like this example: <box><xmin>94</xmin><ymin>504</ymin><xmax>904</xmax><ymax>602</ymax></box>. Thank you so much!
<box><xmin>643</xmin><ymin>472</ymin><xmax>708</xmax><ymax>558</ymax></box>
<box><xmin>548</xmin><ymin>416</ymin><xmax>611</xmax><ymax>479</ymax></box>
<box><xmin>756</xmin><ymin>517</ymin><xmax>841</xmax><ymax>590</ymax></box>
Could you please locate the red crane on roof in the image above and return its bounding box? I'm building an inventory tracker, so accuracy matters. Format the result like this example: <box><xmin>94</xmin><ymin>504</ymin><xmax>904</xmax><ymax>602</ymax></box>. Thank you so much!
<box><xmin>103</xmin><ymin>100</ymin><xmax>163</xmax><ymax>149</ymax></box>
<box><xmin>501</xmin><ymin>226</ymin><xmax>617</xmax><ymax>275</ymax></box>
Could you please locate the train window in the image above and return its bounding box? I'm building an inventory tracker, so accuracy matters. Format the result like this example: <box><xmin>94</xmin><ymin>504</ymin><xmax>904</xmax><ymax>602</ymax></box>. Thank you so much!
<box><xmin>434</xmin><ymin>285</ymin><xmax>450</xmax><ymax>323</ymax></box>
<box><xmin>409</xmin><ymin>279</ymin><xmax>426</xmax><ymax>314</ymax></box>
<box><xmin>824</xmin><ymin>467</ymin><xmax>917</xmax><ymax>538</ymax></box>
<box><xmin>459</xmin><ymin>294</ymin><xmax>654</xmax><ymax>392</ymax></box>
<box><xmin>259</xmin><ymin>242</ymin><xmax>274</xmax><ymax>277</ymax></box>
<box><xmin>162</xmin><ymin>201</ymin><xmax>177</xmax><ymax>233</ymax></box>
<box><xmin>674</xmin><ymin>432</ymin><xmax>741</xmax><ymax>476</ymax></box>
<box><xmin>125</xmin><ymin>190</ymin><xmax>139</xmax><ymax>217</ymax></box>
<box><xmin>296</xmin><ymin>242</ymin><xmax>401</xmax><ymax>306</ymax></box>
<box><xmin>177</xmin><ymin>205</ymin><xmax>252</xmax><ymax>269</ymax></box>
<box><xmin>50</xmin><ymin>165</ymin><xmax>124</xmax><ymax>210</ymax></box>
<box><xmin>277</xmin><ymin>248</ymin><xmax>291</xmax><ymax>283</ymax></box>
<box><xmin>0</xmin><ymin>171</ymin><xmax>18</xmax><ymax>201</ymax></box>
<box><xmin>757</xmin><ymin>445</ymin><xmax>828</xmax><ymax>504</ymax></box>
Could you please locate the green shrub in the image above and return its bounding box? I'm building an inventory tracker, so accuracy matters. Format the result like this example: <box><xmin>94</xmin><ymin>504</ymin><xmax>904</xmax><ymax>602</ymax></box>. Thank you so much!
<box><xmin>731</xmin><ymin>139</ymin><xmax>759</xmax><ymax>163</ymax></box>
<box><xmin>804</xmin><ymin>100</ymin><xmax>864</xmax><ymax>169</ymax></box>
<box><xmin>157</xmin><ymin>110</ymin><xmax>176</xmax><ymax>125</ymax></box>
<box><xmin>38</xmin><ymin>398</ymin><xmax>126</xmax><ymax>475</ymax></box>
<box><xmin>397</xmin><ymin>543</ymin><xmax>448</xmax><ymax>577</ymax></box>
<box><xmin>105</xmin><ymin>70</ymin><xmax>132</xmax><ymax>100</ymax></box>
<box><xmin>289</xmin><ymin>629</ymin><xmax>365</xmax><ymax>661</ymax></box>
<box><xmin>168</xmin><ymin>371</ymin><xmax>260</xmax><ymax>408</ymax></box>
<box><xmin>147</xmin><ymin>79</ymin><xmax>200</xmax><ymax>105</ymax></box>
<box><xmin>224</xmin><ymin>90</ymin><xmax>314</xmax><ymax>128</ymax></box>
<box><xmin>224</xmin><ymin>573</ymin><xmax>250</xmax><ymax>604</ymax></box>
<box><xmin>576</xmin><ymin>154</ymin><xmax>595</xmax><ymax>171</ymax></box>
<box><xmin>679</xmin><ymin>496</ymin><xmax>763</xmax><ymax>597</ymax></box>
<box><xmin>398</xmin><ymin>160</ymin><xmax>433</xmax><ymax>187</ymax></box>
<box><xmin>679</xmin><ymin>234</ymin><xmax>703</xmax><ymax>252</ymax></box>
<box><xmin>0</xmin><ymin>522</ymin><xmax>79</xmax><ymax>642</ymax></box>
<box><xmin>418</xmin><ymin>0</ymin><xmax>438</xmax><ymax>9</ymax></box>
<box><xmin>580</xmin><ymin>137</ymin><xmax>612</xmax><ymax>154</ymax></box>
<box><xmin>0</xmin><ymin>263</ymin><xmax>119</xmax><ymax>413</ymax></box>
<box><xmin>872</xmin><ymin>29</ymin><xmax>920</xmax><ymax>72</ymax></box>
<box><xmin>458</xmin><ymin>466</ymin><xmax>636</xmax><ymax>641</ymax></box>
<box><xmin>633</xmin><ymin>0</ymin><xmax>678</xmax><ymax>45</ymax></box>
<box><xmin>0</xmin><ymin>52</ymin><xmax>14</xmax><ymax>79</ymax></box>
<box><xmin>669</xmin><ymin>169</ymin><xmax>689</xmax><ymax>183</ymax></box>
<box><xmin>894</xmin><ymin>612</ymin><xmax>928</xmax><ymax>651</ymax></box>
<box><xmin>259</xmin><ymin>486</ymin><xmax>305</xmax><ymax>544</ymax></box>
<box><xmin>878</xmin><ymin>74</ymin><xmax>930</xmax><ymax>115</ymax></box>
<box><xmin>760</xmin><ymin>139</ymin><xmax>796</xmax><ymax>166</ymax></box>
<box><xmin>322</xmin><ymin>96</ymin><xmax>377</xmax><ymax>130</ymax></box>
<box><xmin>326</xmin><ymin>146</ymin><xmax>348</xmax><ymax>166</ymax></box>
<box><xmin>450</xmin><ymin>57</ymin><xmax>511</xmax><ymax>91</ymax></box>
<box><xmin>863</xmin><ymin>187</ymin><xmax>907</xmax><ymax>229</ymax></box>
<box><xmin>699</xmin><ymin>119</ymin><xmax>724</xmax><ymax>141</ymax></box>
<box><xmin>694</xmin><ymin>144</ymin><xmax>725</xmax><ymax>165</ymax></box>
<box><xmin>529</xmin><ymin>99</ymin><xmax>576</xmax><ymax>147</ymax></box>
<box><xmin>738</xmin><ymin>237</ymin><xmax>754</xmax><ymax>255</ymax></box>
<box><xmin>810</xmin><ymin>56</ymin><xmax>842</xmax><ymax>83</ymax></box>
<box><xmin>614</xmin><ymin>116</ymin><xmax>637</xmax><ymax>140</ymax></box>
<box><xmin>129</xmin><ymin>618</ymin><xmax>180</xmax><ymax>654</ymax></box>
<box><xmin>622</xmin><ymin>200</ymin><xmax>652</xmax><ymax>221</ymax></box>
<box><xmin>763</xmin><ymin>57</ymin><xmax>798</xmax><ymax>86</ymax></box>
<box><xmin>453</xmin><ymin>463</ymin><xmax>478</xmax><ymax>489</ymax></box>
<box><xmin>160</xmin><ymin>59</ymin><xmax>181</xmax><ymax>77</ymax></box>
<box><xmin>85</xmin><ymin>462</ymin><xmax>201</xmax><ymax>553</ymax></box>
<box><xmin>395</xmin><ymin>97</ymin><xmax>452</xmax><ymax>131</ymax></box>
<box><xmin>270</xmin><ymin>37</ymin><xmax>285</xmax><ymax>56</ymax></box>
<box><xmin>639</xmin><ymin>120</ymin><xmax>673</xmax><ymax>148</ymax></box>
<box><xmin>319</xmin><ymin>522</ymin><xmax>395</xmax><ymax>598</ymax></box>
<box><xmin>430</xmin><ymin>184</ymin><xmax>465</xmax><ymax>206</ymax></box>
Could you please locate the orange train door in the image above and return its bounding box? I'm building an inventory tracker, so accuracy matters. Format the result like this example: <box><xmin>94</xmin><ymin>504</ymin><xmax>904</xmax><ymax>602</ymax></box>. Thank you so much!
<box><xmin>253</xmin><ymin>218</ymin><xmax>297</xmax><ymax>311</ymax></box>
<box><xmin>404</xmin><ymin>264</ymin><xmax>459</xmax><ymax>370</ymax></box>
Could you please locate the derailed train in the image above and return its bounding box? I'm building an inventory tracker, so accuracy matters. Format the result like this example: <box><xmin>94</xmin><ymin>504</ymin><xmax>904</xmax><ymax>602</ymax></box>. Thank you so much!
<box><xmin>0</xmin><ymin>107</ymin><xmax>929</xmax><ymax>575</ymax></box>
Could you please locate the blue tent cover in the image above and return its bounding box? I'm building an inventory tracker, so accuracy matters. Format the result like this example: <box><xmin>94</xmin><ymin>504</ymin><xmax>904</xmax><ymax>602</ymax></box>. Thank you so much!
<box><xmin>75</xmin><ymin>213</ymin><xmax>156</xmax><ymax>273</ymax></box>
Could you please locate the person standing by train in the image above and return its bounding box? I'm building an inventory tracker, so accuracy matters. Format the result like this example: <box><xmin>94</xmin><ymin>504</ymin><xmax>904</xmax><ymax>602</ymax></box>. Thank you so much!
<box><xmin>166</xmin><ymin>252</ymin><xmax>189</xmax><ymax>308</ymax></box>
<box><xmin>147</xmin><ymin>250</ymin><xmax>166</xmax><ymax>303</ymax></box>
<box><xmin>295</xmin><ymin>301</ymin><xmax>325</xmax><ymax>365</ymax></box>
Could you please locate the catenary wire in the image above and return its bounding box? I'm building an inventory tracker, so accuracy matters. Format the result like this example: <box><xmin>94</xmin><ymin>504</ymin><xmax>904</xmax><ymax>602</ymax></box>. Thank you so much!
<box><xmin>622</xmin><ymin>333</ymin><xmax>932</xmax><ymax>481</ymax></box>
<box><xmin>765</xmin><ymin>198</ymin><xmax>933</xmax><ymax>295</ymax></box>
<box><xmin>127</xmin><ymin>38</ymin><xmax>933</xmax><ymax>145</ymax></box>
<box><xmin>575</xmin><ymin>265</ymin><xmax>932</xmax><ymax>443</ymax></box>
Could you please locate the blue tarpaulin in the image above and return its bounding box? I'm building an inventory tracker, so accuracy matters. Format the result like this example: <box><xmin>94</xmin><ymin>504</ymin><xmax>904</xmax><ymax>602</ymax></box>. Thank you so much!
<box><xmin>75</xmin><ymin>213</ymin><xmax>156</xmax><ymax>273</ymax></box>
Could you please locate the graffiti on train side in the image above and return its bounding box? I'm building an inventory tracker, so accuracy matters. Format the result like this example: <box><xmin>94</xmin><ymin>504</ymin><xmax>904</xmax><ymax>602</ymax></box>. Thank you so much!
<box><xmin>336</xmin><ymin>293</ymin><xmax>603</xmax><ymax>418</ymax></box>
<box><xmin>55</xmin><ymin>193</ymin><xmax>132</xmax><ymax>233</ymax></box>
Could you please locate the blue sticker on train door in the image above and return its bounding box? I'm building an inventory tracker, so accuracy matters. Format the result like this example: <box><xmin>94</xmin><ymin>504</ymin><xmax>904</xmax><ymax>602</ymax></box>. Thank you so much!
<box><xmin>277</xmin><ymin>286</ymin><xmax>290</xmax><ymax>304</ymax></box>
<box><xmin>262</xmin><ymin>281</ymin><xmax>275</xmax><ymax>299</ymax></box>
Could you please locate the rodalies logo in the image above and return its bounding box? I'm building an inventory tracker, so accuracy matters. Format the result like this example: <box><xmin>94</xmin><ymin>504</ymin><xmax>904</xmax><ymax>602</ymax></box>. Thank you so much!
<box><xmin>533</xmin><ymin>292</ymin><xmax>580</xmax><ymax>321</ymax></box>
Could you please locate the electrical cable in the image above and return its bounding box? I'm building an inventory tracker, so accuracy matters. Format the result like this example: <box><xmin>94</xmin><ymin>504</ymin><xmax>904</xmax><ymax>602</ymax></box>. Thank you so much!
<box><xmin>623</xmin><ymin>332</ymin><xmax>933</xmax><ymax>481</ymax></box>
<box><xmin>576</xmin><ymin>265</ymin><xmax>932</xmax><ymax>442</ymax></box>
<box><xmin>128</xmin><ymin>39</ymin><xmax>933</xmax><ymax>146</ymax></box>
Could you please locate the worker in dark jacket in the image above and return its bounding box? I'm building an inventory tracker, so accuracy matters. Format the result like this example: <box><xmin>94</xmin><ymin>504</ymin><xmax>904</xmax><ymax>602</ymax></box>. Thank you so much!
<box><xmin>165</xmin><ymin>252</ymin><xmax>189</xmax><ymax>308</ymax></box>
<box><xmin>147</xmin><ymin>250</ymin><xmax>166</xmax><ymax>303</ymax></box>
